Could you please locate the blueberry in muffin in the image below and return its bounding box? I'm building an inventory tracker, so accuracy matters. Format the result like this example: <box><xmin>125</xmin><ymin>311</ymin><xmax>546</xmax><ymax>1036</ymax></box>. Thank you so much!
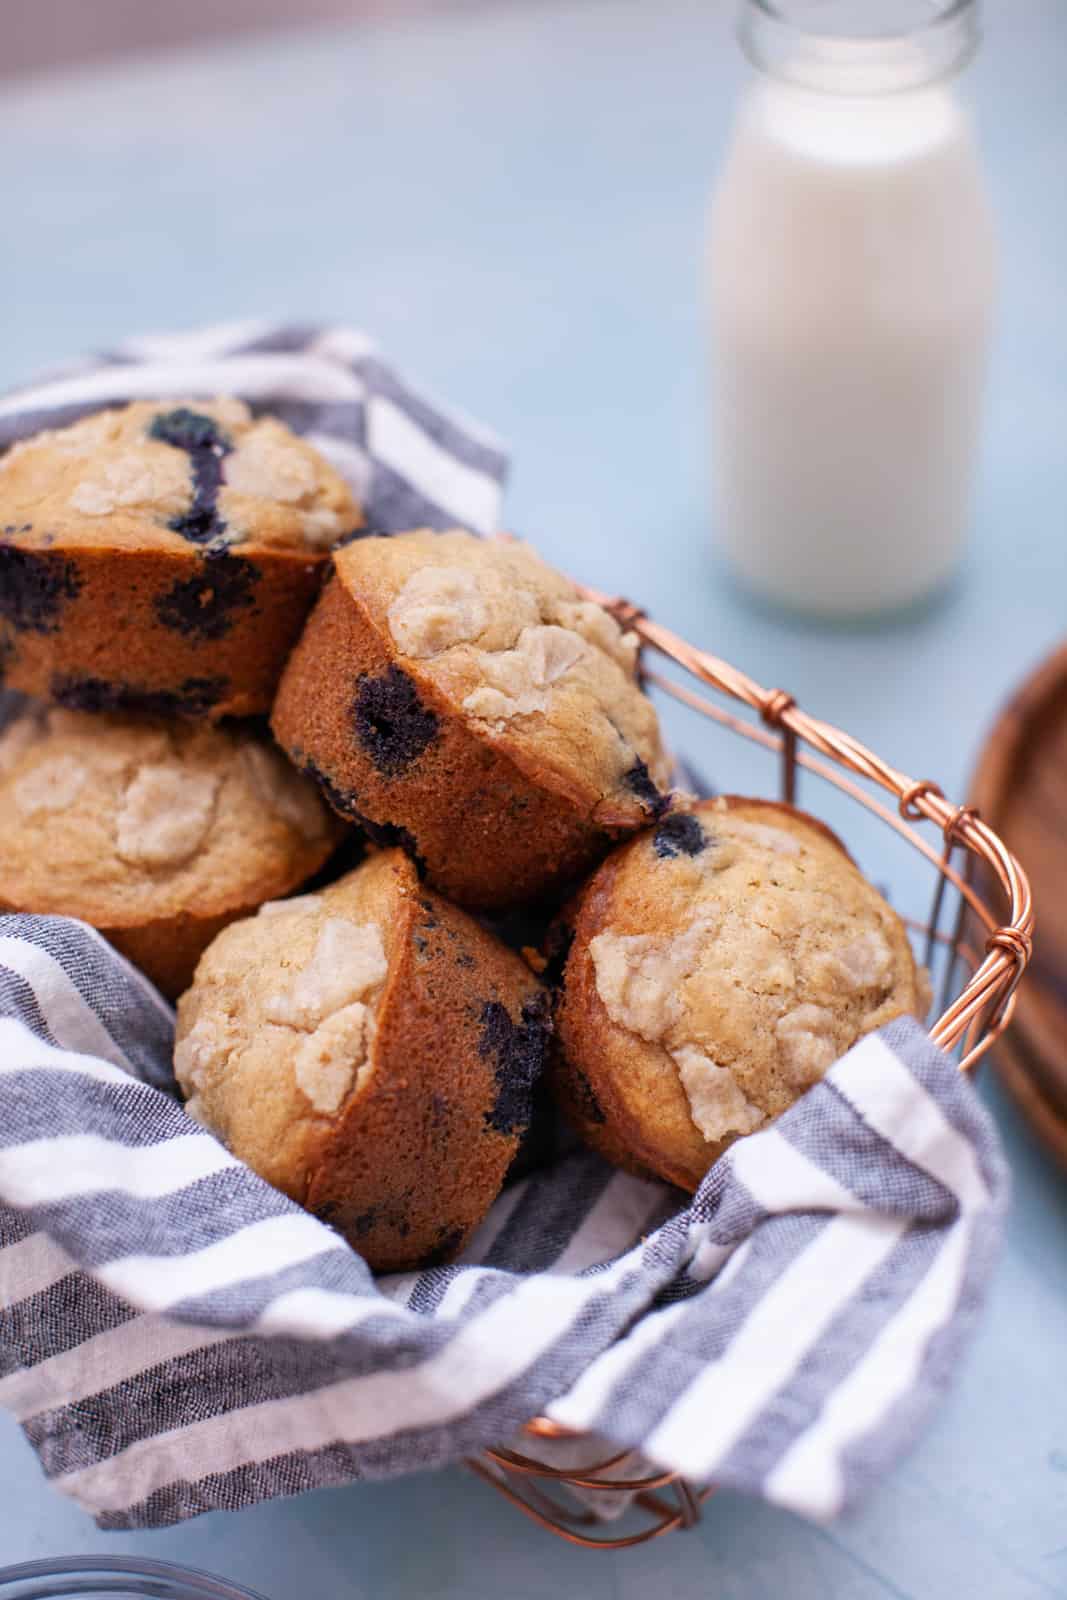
<box><xmin>174</xmin><ymin>849</ymin><xmax>551</xmax><ymax>1271</ymax></box>
<box><xmin>272</xmin><ymin>529</ymin><xmax>673</xmax><ymax>909</ymax></box>
<box><xmin>552</xmin><ymin>796</ymin><xmax>929</xmax><ymax>1190</ymax></box>
<box><xmin>0</xmin><ymin>399</ymin><xmax>362</xmax><ymax>718</ymax></box>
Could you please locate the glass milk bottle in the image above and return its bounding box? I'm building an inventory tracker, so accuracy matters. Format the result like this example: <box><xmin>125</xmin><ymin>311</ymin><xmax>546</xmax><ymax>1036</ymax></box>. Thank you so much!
<box><xmin>708</xmin><ymin>0</ymin><xmax>997</xmax><ymax>618</ymax></box>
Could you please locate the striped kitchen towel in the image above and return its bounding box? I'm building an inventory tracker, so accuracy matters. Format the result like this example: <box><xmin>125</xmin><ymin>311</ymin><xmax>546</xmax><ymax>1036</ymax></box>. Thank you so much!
<box><xmin>0</xmin><ymin>916</ymin><xmax>1007</xmax><ymax>1529</ymax></box>
<box><xmin>0</xmin><ymin>325</ymin><xmax>1008</xmax><ymax>1530</ymax></box>
<box><xmin>0</xmin><ymin>319</ymin><xmax>507</xmax><ymax>536</ymax></box>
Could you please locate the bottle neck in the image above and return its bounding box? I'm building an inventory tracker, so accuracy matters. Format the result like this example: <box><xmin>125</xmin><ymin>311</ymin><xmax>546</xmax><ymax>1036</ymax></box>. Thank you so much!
<box><xmin>738</xmin><ymin>0</ymin><xmax>980</xmax><ymax>95</ymax></box>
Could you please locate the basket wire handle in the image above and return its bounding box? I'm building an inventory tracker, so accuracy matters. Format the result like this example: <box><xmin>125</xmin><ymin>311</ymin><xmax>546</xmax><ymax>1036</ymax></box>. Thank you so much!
<box><xmin>761</xmin><ymin>689</ymin><xmax>798</xmax><ymax>805</ymax></box>
<box><xmin>473</xmin><ymin>587</ymin><xmax>1033</xmax><ymax>1545</ymax></box>
<box><xmin>587</xmin><ymin>590</ymin><xmax>1033</xmax><ymax>1070</ymax></box>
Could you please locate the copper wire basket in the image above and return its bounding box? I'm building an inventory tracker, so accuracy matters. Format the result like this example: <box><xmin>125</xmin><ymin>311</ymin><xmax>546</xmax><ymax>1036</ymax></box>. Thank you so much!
<box><xmin>467</xmin><ymin>589</ymin><xmax>1034</xmax><ymax>1550</ymax></box>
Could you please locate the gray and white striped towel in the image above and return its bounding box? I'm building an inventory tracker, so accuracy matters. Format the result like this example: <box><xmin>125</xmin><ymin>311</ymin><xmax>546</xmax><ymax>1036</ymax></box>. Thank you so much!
<box><xmin>0</xmin><ymin>319</ymin><xmax>507</xmax><ymax>536</ymax></box>
<box><xmin>0</xmin><ymin>325</ymin><xmax>1008</xmax><ymax>1531</ymax></box>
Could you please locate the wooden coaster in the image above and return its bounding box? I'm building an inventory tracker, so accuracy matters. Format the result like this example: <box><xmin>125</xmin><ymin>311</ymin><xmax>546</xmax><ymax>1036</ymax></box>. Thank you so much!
<box><xmin>970</xmin><ymin>641</ymin><xmax>1067</xmax><ymax>1168</ymax></box>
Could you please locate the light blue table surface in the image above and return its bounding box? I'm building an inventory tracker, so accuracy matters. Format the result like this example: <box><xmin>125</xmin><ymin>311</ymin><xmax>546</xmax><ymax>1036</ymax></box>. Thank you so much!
<box><xmin>1</xmin><ymin>1</ymin><xmax>1065</xmax><ymax>1594</ymax></box>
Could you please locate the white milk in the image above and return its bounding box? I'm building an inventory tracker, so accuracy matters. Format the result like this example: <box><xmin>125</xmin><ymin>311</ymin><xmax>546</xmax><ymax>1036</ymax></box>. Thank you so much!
<box><xmin>708</xmin><ymin>28</ymin><xmax>997</xmax><ymax>617</ymax></box>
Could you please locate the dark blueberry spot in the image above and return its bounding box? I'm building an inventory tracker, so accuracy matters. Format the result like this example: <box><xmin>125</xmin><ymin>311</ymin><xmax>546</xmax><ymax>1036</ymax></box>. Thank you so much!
<box><xmin>413</xmin><ymin>935</ymin><xmax>428</xmax><ymax>954</ymax></box>
<box><xmin>352</xmin><ymin>667</ymin><xmax>438</xmax><ymax>777</ymax></box>
<box><xmin>455</xmin><ymin>950</ymin><xmax>476</xmax><ymax>970</ymax></box>
<box><xmin>51</xmin><ymin>673</ymin><xmax>226</xmax><ymax>718</ymax></box>
<box><xmin>170</xmin><ymin>506</ymin><xmax>225</xmax><ymax>545</ymax></box>
<box><xmin>478</xmin><ymin>991</ymin><xmax>552</xmax><ymax>1137</ymax></box>
<box><xmin>300</xmin><ymin>758</ymin><xmax>360</xmax><ymax>819</ymax></box>
<box><xmin>350</xmin><ymin>1206</ymin><xmax>380</xmax><ymax>1239</ymax></box>
<box><xmin>344</xmin><ymin>1187</ymin><xmax>419</xmax><ymax>1250</ymax></box>
<box><xmin>653</xmin><ymin>812</ymin><xmax>708</xmax><ymax>859</ymax></box>
<box><xmin>149</xmin><ymin>408</ymin><xmax>229</xmax><ymax>454</ymax></box>
<box><xmin>314</xmin><ymin>1200</ymin><xmax>343</xmax><ymax>1226</ymax></box>
<box><xmin>154</xmin><ymin>553</ymin><xmax>259</xmax><ymax>640</ymax></box>
<box><xmin>540</xmin><ymin>921</ymin><xmax>575</xmax><ymax>989</ymax></box>
<box><xmin>422</xmin><ymin>1226</ymin><xmax>465</xmax><ymax>1268</ymax></box>
<box><xmin>301</xmin><ymin>760</ymin><xmax>427</xmax><ymax>873</ymax></box>
<box><xmin>417</xmin><ymin>898</ymin><xmax>439</xmax><ymax>928</ymax></box>
<box><xmin>504</xmin><ymin>1079</ymin><xmax>560</xmax><ymax>1182</ymax></box>
<box><xmin>356</xmin><ymin>813</ymin><xmax>425</xmax><ymax>869</ymax></box>
<box><xmin>0</xmin><ymin>548</ymin><xmax>82</xmax><ymax>634</ymax></box>
<box><xmin>430</xmin><ymin>1093</ymin><xmax>449</xmax><ymax>1129</ymax></box>
<box><xmin>623</xmin><ymin>757</ymin><xmax>670</xmax><ymax>819</ymax></box>
<box><xmin>149</xmin><ymin>407</ymin><xmax>233</xmax><ymax>546</ymax></box>
<box><xmin>570</xmin><ymin>1065</ymin><xmax>607</xmax><ymax>1126</ymax></box>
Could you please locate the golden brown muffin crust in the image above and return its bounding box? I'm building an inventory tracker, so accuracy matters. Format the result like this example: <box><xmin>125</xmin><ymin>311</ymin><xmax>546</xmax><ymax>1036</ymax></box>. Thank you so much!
<box><xmin>272</xmin><ymin>530</ymin><xmax>671</xmax><ymax>908</ymax></box>
<box><xmin>0</xmin><ymin>704</ymin><xmax>343</xmax><ymax>997</ymax></box>
<box><xmin>342</xmin><ymin>531</ymin><xmax>668</xmax><ymax>812</ymax></box>
<box><xmin>174</xmin><ymin>851</ymin><xmax>551</xmax><ymax>1271</ymax></box>
<box><xmin>0</xmin><ymin>399</ymin><xmax>357</xmax><ymax>554</ymax></box>
<box><xmin>0</xmin><ymin>399</ymin><xmax>362</xmax><ymax>718</ymax></box>
<box><xmin>554</xmin><ymin>797</ymin><xmax>926</xmax><ymax>1190</ymax></box>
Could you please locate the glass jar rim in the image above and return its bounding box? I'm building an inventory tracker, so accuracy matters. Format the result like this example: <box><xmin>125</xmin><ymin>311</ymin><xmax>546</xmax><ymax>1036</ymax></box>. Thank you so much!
<box><xmin>0</xmin><ymin>1556</ymin><xmax>268</xmax><ymax>1600</ymax></box>
<box><xmin>738</xmin><ymin>0</ymin><xmax>980</xmax><ymax>93</ymax></box>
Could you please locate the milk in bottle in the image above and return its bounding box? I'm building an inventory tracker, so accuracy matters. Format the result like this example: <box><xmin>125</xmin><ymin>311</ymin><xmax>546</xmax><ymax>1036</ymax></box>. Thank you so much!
<box><xmin>708</xmin><ymin>1</ymin><xmax>997</xmax><ymax>617</ymax></box>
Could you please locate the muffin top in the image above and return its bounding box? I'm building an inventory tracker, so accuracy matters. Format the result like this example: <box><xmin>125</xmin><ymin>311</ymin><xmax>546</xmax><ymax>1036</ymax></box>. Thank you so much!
<box><xmin>337</xmin><ymin>529</ymin><xmax>671</xmax><ymax>820</ymax></box>
<box><xmin>175</xmin><ymin>848</ymin><xmax>551</xmax><ymax>1271</ymax></box>
<box><xmin>175</xmin><ymin>853</ymin><xmax>402</xmax><ymax>1194</ymax></box>
<box><xmin>0</xmin><ymin>398</ymin><xmax>360</xmax><ymax>555</ymax></box>
<box><xmin>0</xmin><ymin>705</ymin><xmax>341</xmax><ymax>926</ymax></box>
<box><xmin>563</xmin><ymin>797</ymin><xmax>925</xmax><ymax>1182</ymax></box>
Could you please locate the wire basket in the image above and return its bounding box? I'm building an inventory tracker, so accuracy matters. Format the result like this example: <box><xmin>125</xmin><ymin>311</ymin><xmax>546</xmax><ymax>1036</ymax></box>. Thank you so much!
<box><xmin>468</xmin><ymin>588</ymin><xmax>1033</xmax><ymax>1550</ymax></box>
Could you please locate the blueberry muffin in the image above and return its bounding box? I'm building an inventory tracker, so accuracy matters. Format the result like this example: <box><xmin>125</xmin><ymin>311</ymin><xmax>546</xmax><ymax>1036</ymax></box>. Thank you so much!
<box><xmin>0</xmin><ymin>399</ymin><xmax>361</xmax><ymax>718</ymax></box>
<box><xmin>0</xmin><ymin>704</ymin><xmax>344</xmax><ymax>997</ymax></box>
<box><xmin>553</xmin><ymin>797</ymin><xmax>928</xmax><ymax>1190</ymax></box>
<box><xmin>271</xmin><ymin>529</ymin><xmax>672</xmax><ymax>909</ymax></box>
<box><xmin>174</xmin><ymin>849</ymin><xmax>551</xmax><ymax>1271</ymax></box>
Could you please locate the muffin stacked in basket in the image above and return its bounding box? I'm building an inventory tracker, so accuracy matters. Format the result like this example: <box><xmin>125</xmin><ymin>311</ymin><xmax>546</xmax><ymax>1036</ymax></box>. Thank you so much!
<box><xmin>0</xmin><ymin>398</ymin><xmax>928</xmax><ymax>1272</ymax></box>
<box><xmin>0</xmin><ymin>398</ymin><xmax>361</xmax><ymax>995</ymax></box>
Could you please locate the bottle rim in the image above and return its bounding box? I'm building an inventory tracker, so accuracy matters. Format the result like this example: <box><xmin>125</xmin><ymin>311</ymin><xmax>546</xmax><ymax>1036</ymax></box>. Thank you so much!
<box><xmin>739</xmin><ymin>0</ymin><xmax>980</xmax><ymax>93</ymax></box>
<box><xmin>0</xmin><ymin>1556</ymin><xmax>268</xmax><ymax>1600</ymax></box>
